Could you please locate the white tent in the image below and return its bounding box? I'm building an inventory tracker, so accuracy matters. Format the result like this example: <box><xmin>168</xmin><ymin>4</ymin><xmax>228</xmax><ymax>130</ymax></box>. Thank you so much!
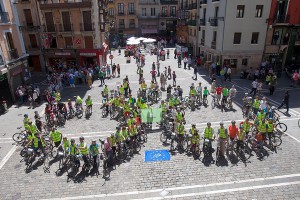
<box><xmin>137</xmin><ymin>37</ymin><xmax>147</xmax><ymax>41</ymax></box>
<box><xmin>127</xmin><ymin>37</ymin><xmax>137</xmax><ymax>41</ymax></box>
<box><xmin>126</xmin><ymin>40</ymin><xmax>140</xmax><ymax>45</ymax></box>
<box><xmin>143</xmin><ymin>38</ymin><xmax>156</xmax><ymax>43</ymax></box>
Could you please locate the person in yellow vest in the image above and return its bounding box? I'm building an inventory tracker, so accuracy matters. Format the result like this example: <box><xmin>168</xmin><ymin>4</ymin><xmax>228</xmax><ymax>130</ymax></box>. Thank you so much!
<box><xmin>236</xmin><ymin>126</ymin><xmax>246</xmax><ymax>151</ymax></box>
<box><xmin>266</xmin><ymin>74</ymin><xmax>271</xmax><ymax>86</ymax></box>
<box><xmin>203</xmin><ymin>122</ymin><xmax>215</xmax><ymax>152</ymax></box>
<box><xmin>258</xmin><ymin>118</ymin><xmax>268</xmax><ymax>142</ymax></box>
<box><xmin>69</xmin><ymin>139</ymin><xmax>80</xmax><ymax>167</ymax></box>
<box><xmin>103</xmin><ymin>85</ymin><xmax>109</xmax><ymax>101</ymax></box>
<box><xmin>27</xmin><ymin>132</ymin><xmax>47</xmax><ymax>158</ymax></box>
<box><xmin>23</xmin><ymin>114</ymin><xmax>31</xmax><ymax>131</ymax></box>
<box><xmin>267</xmin><ymin>118</ymin><xmax>275</xmax><ymax>144</ymax></box>
<box><xmin>217</xmin><ymin>121</ymin><xmax>228</xmax><ymax>157</ymax></box>
<box><xmin>240</xmin><ymin>117</ymin><xmax>253</xmax><ymax>136</ymax></box>
<box><xmin>63</xmin><ymin>136</ymin><xmax>70</xmax><ymax>154</ymax></box>
<box><xmin>78</xmin><ymin>137</ymin><xmax>89</xmax><ymax>166</ymax></box>
<box><xmin>252</xmin><ymin>96</ymin><xmax>260</xmax><ymax>115</ymax></box>
<box><xmin>50</xmin><ymin>128</ymin><xmax>62</xmax><ymax>149</ymax></box>
<box><xmin>85</xmin><ymin>94</ymin><xmax>93</xmax><ymax>114</ymax></box>
<box><xmin>129</xmin><ymin>122</ymin><xmax>138</xmax><ymax>143</ymax></box>
<box><xmin>140</xmin><ymin>99</ymin><xmax>148</xmax><ymax>109</ymax></box>
<box><xmin>119</xmin><ymin>85</ymin><xmax>125</xmax><ymax>96</ymax></box>
<box><xmin>255</xmin><ymin>109</ymin><xmax>266</xmax><ymax>124</ymax></box>
<box><xmin>177</xmin><ymin>121</ymin><xmax>185</xmax><ymax>148</ymax></box>
<box><xmin>55</xmin><ymin>91</ymin><xmax>61</xmax><ymax>102</ymax></box>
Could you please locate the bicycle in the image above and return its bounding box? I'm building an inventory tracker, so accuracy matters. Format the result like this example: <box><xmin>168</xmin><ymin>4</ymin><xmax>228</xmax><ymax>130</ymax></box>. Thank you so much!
<box><xmin>202</xmin><ymin>95</ymin><xmax>208</xmax><ymax>106</ymax></box>
<box><xmin>12</xmin><ymin>127</ymin><xmax>27</xmax><ymax>144</ymax></box>
<box><xmin>211</xmin><ymin>94</ymin><xmax>218</xmax><ymax>109</ymax></box>
<box><xmin>170</xmin><ymin>133</ymin><xmax>188</xmax><ymax>152</ymax></box>
<box><xmin>274</xmin><ymin>117</ymin><xmax>287</xmax><ymax>132</ymax></box>
<box><xmin>85</xmin><ymin>105</ymin><xmax>92</xmax><ymax>118</ymax></box>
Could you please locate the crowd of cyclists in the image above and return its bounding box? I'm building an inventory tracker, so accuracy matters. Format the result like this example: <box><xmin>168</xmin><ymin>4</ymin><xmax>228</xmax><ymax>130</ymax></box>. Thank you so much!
<box><xmin>12</xmin><ymin>48</ymin><xmax>288</xmax><ymax>180</ymax></box>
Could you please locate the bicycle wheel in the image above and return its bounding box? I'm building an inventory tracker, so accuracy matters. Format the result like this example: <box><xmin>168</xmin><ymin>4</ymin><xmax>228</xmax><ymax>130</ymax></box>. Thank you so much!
<box><xmin>12</xmin><ymin>133</ymin><xmax>23</xmax><ymax>143</ymax></box>
<box><xmin>20</xmin><ymin>148</ymin><xmax>27</xmax><ymax>157</ymax></box>
<box><xmin>181</xmin><ymin>140</ymin><xmax>188</xmax><ymax>151</ymax></box>
<box><xmin>170</xmin><ymin>139</ymin><xmax>175</xmax><ymax>151</ymax></box>
<box><xmin>58</xmin><ymin>156</ymin><xmax>65</xmax><ymax>169</ymax></box>
<box><xmin>256</xmin><ymin>148</ymin><xmax>265</xmax><ymax>159</ymax></box>
<box><xmin>134</xmin><ymin>142</ymin><xmax>141</xmax><ymax>153</ymax></box>
<box><xmin>244</xmin><ymin>145</ymin><xmax>252</xmax><ymax>160</ymax></box>
<box><xmin>102</xmin><ymin>107</ymin><xmax>107</xmax><ymax>118</ymax></box>
<box><xmin>160</xmin><ymin>132</ymin><xmax>167</xmax><ymax>143</ymax></box>
<box><xmin>102</xmin><ymin>160</ymin><xmax>110</xmax><ymax>179</ymax></box>
<box><xmin>275</xmin><ymin>123</ymin><xmax>287</xmax><ymax>132</ymax></box>
<box><xmin>204</xmin><ymin>99</ymin><xmax>208</xmax><ymax>106</ymax></box>
<box><xmin>272</xmin><ymin>135</ymin><xmax>282</xmax><ymax>147</ymax></box>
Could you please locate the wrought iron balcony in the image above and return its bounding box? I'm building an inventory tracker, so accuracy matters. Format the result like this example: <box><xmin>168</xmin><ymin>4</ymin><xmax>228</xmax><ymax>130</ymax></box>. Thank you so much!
<box><xmin>160</xmin><ymin>13</ymin><xmax>177</xmax><ymax>18</ymax></box>
<box><xmin>273</xmin><ymin>15</ymin><xmax>290</xmax><ymax>24</ymax></box>
<box><xmin>128</xmin><ymin>10</ymin><xmax>135</xmax><ymax>15</ymax></box>
<box><xmin>39</xmin><ymin>0</ymin><xmax>92</xmax><ymax>10</ymax></box>
<box><xmin>0</xmin><ymin>12</ymin><xmax>10</xmax><ymax>23</ymax></box>
<box><xmin>129</xmin><ymin>23</ymin><xmax>135</xmax><ymax>28</ymax></box>
<box><xmin>19</xmin><ymin>24</ymin><xmax>40</xmax><ymax>31</ymax></box>
<box><xmin>160</xmin><ymin>0</ymin><xmax>178</xmax><ymax>5</ymax></box>
<box><xmin>209</xmin><ymin>18</ymin><xmax>218</xmax><ymax>26</ymax></box>
<box><xmin>139</xmin><ymin>0</ymin><xmax>160</xmax><ymax>4</ymax></box>
<box><xmin>118</xmin><ymin>12</ymin><xmax>125</xmax><ymax>16</ymax></box>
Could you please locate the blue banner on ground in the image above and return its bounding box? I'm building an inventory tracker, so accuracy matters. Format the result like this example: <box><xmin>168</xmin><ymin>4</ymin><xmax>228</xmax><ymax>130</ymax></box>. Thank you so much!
<box><xmin>144</xmin><ymin>150</ymin><xmax>170</xmax><ymax>162</ymax></box>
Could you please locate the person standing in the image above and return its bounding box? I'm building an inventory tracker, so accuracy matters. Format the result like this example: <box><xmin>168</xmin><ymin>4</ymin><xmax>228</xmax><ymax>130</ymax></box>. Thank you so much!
<box><xmin>172</xmin><ymin>71</ymin><xmax>177</xmax><ymax>87</ymax></box>
<box><xmin>193</xmin><ymin>65</ymin><xmax>197</xmax><ymax>80</ymax></box>
<box><xmin>156</xmin><ymin>61</ymin><xmax>160</xmax><ymax>76</ymax></box>
<box><xmin>183</xmin><ymin>57</ymin><xmax>188</xmax><ymax>69</ymax></box>
<box><xmin>278</xmin><ymin>91</ymin><xmax>289</xmax><ymax>113</ymax></box>
<box><xmin>269</xmin><ymin>74</ymin><xmax>277</xmax><ymax>96</ymax></box>
<box><xmin>174</xmin><ymin>49</ymin><xmax>177</xmax><ymax>59</ymax></box>
<box><xmin>150</xmin><ymin>69</ymin><xmax>157</xmax><ymax>83</ymax></box>
<box><xmin>160</xmin><ymin>73</ymin><xmax>166</xmax><ymax>91</ymax></box>
<box><xmin>292</xmin><ymin>70</ymin><xmax>299</xmax><ymax>87</ymax></box>
<box><xmin>117</xmin><ymin>64</ymin><xmax>120</xmax><ymax>77</ymax></box>
<box><xmin>167</xmin><ymin>66</ymin><xmax>172</xmax><ymax>80</ymax></box>
<box><xmin>178</xmin><ymin>56</ymin><xmax>182</xmax><ymax>68</ymax></box>
<box><xmin>249</xmin><ymin>79</ymin><xmax>258</xmax><ymax>96</ymax></box>
<box><xmin>226</xmin><ymin>67</ymin><xmax>232</xmax><ymax>82</ymax></box>
<box><xmin>99</xmin><ymin>69</ymin><xmax>105</xmax><ymax>86</ymax></box>
<box><xmin>187</xmin><ymin>57</ymin><xmax>192</xmax><ymax>70</ymax></box>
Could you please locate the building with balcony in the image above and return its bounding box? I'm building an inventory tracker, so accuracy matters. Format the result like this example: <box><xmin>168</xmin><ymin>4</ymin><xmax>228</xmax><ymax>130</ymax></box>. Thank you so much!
<box><xmin>0</xmin><ymin>0</ymin><xmax>29</xmax><ymax>105</ymax></box>
<box><xmin>197</xmin><ymin>0</ymin><xmax>272</xmax><ymax>72</ymax></box>
<box><xmin>158</xmin><ymin>0</ymin><xmax>178</xmax><ymax>43</ymax></box>
<box><xmin>264</xmin><ymin>0</ymin><xmax>300</xmax><ymax>71</ymax></box>
<box><xmin>138</xmin><ymin>0</ymin><xmax>160</xmax><ymax>36</ymax></box>
<box><xmin>36</xmin><ymin>0</ymin><xmax>104</xmax><ymax>67</ymax></box>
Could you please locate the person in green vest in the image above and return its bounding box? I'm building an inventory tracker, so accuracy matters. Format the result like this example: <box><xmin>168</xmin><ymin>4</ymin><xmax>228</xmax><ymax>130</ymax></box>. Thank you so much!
<box><xmin>189</xmin><ymin>85</ymin><xmax>197</xmax><ymax>97</ymax></box>
<box><xmin>27</xmin><ymin>132</ymin><xmax>47</xmax><ymax>158</ymax></box>
<box><xmin>99</xmin><ymin>69</ymin><xmax>105</xmax><ymax>86</ymax></box>
<box><xmin>252</xmin><ymin>96</ymin><xmax>260</xmax><ymax>115</ymax></box>
<box><xmin>85</xmin><ymin>94</ymin><xmax>93</xmax><ymax>114</ymax></box>
<box><xmin>119</xmin><ymin>85</ymin><xmax>125</xmax><ymax>96</ymax></box>
<box><xmin>89</xmin><ymin>139</ymin><xmax>99</xmax><ymax>168</ymax></box>
<box><xmin>240</xmin><ymin>117</ymin><xmax>253</xmax><ymax>136</ymax></box>
<box><xmin>50</xmin><ymin>128</ymin><xmax>62</xmax><ymax>149</ymax></box>
<box><xmin>128</xmin><ymin>94</ymin><xmax>136</xmax><ymax>107</ymax></box>
<box><xmin>23</xmin><ymin>114</ymin><xmax>31</xmax><ymax>131</ymax></box>
<box><xmin>62</xmin><ymin>137</ymin><xmax>70</xmax><ymax>154</ymax></box>
<box><xmin>75</xmin><ymin>96</ymin><xmax>83</xmax><ymax>111</ymax></box>
<box><xmin>115</xmin><ymin>127</ymin><xmax>125</xmax><ymax>143</ymax></box>
<box><xmin>222</xmin><ymin>85</ymin><xmax>229</xmax><ymax>104</ymax></box>
<box><xmin>257</xmin><ymin>118</ymin><xmax>268</xmax><ymax>142</ymax></box>
<box><xmin>203</xmin><ymin>122</ymin><xmax>215</xmax><ymax>152</ymax></box>
<box><xmin>255</xmin><ymin>109</ymin><xmax>266</xmax><ymax>124</ymax></box>
<box><xmin>78</xmin><ymin>137</ymin><xmax>89</xmax><ymax>166</ymax></box>
<box><xmin>266</xmin><ymin>74</ymin><xmax>271</xmax><ymax>86</ymax></box>
<box><xmin>160</xmin><ymin>100</ymin><xmax>168</xmax><ymax>114</ymax></box>
<box><xmin>103</xmin><ymin>85</ymin><xmax>109</xmax><ymax>100</ymax></box>
<box><xmin>177</xmin><ymin>121</ymin><xmax>185</xmax><ymax>147</ymax></box>
<box><xmin>69</xmin><ymin>139</ymin><xmax>80</xmax><ymax>167</ymax></box>
<box><xmin>236</xmin><ymin>126</ymin><xmax>246</xmax><ymax>151</ymax></box>
<box><xmin>55</xmin><ymin>91</ymin><xmax>61</xmax><ymax>102</ymax></box>
<box><xmin>267</xmin><ymin>118</ymin><xmax>275</xmax><ymax>144</ymax></box>
<box><xmin>217</xmin><ymin>121</ymin><xmax>228</xmax><ymax>157</ymax></box>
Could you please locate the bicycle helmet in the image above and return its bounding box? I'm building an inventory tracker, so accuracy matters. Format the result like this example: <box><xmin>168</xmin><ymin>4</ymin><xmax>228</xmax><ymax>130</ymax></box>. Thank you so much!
<box><xmin>231</xmin><ymin>120</ymin><xmax>236</xmax><ymax>124</ymax></box>
<box><xmin>220</xmin><ymin>121</ymin><xmax>224</xmax><ymax>125</ymax></box>
<box><xmin>24</xmin><ymin>114</ymin><xmax>28</xmax><ymax>117</ymax></box>
<box><xmin>207</xmin><ymin>122</ymin><xmax>211</xmax><ymax>126</ymax></box>
<box><xmin>79</xmin><ymin>136</ymin><xmax>84</xmax><ymax>140</ymax></box>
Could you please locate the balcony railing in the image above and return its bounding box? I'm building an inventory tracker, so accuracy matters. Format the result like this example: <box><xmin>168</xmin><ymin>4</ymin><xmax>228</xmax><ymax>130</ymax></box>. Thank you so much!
<box><xmin>273</xmin><ymin>15</ymin><xmax>290</xmax><ymax>24</ymax></box>
<box><xmin>160</xmin><ymin>0</ymin><xmax>178</xmax><ymax>5</ymax></box>
<box><xmin>201</xmin><ymin>38</ymin><xmax>205</xmax><ymax>45</ymax></box>
<box><xmin>58</xmin><ymin>24</ymin><xmax>73</xmax><ymax>32</ymax></box>
<box><xmin>80</xmin><ymin>23</ymin><xmax>94</xmax><ymax>31</ymax></box>
<box><xmin>9</xmin><ymin>49</ymin><xmax>19</xmax><ymax>60</ymax></box>
<box><xmin>128</xmin><ymin>10</ymin><xmax>135</xmax><ymax>15</ymax></box>
<box><xmin>211</xmin><ymin>41</ymin><xmax>216</xmax><ymax>49</ymax></box>
<box><xmin>209</xmin><ymin>18</ymin><xmax>218</xmax><ymax>26</ymax></box>
<box><xmin>199</xmin><ymin>18</ymin><xmax>206</xmax><ymax>26</ymax></box>
<box><xmin>200</xmin><ymin>0</ymin><xmax>207</xmax><ymax>5</ymax></box>
<box><xmin>0</xmin><ymin>12</ymin><xmax>10</xmax><ymax>23</ymax></box>
<box><xmin>19</xmin><ymin>25</ymin><xmax>40</xmax><ymax>31</ymax></box>
<box><xmin>139</xmin><ymin>0</ymin><xmax>159</xmax><ymax>4</ymax></box>
<box><xmin>160</xmin><ymin>13</ymin><xmax>177</xmax><ymax>18</ymax></box>
<box><xmin>129</xmin><ymin>23</ymin><xmax>135</xmax><ymax>28</ymax></box>
<box><xmin>39</xmin><ymin>0</ymin><xmax>92</xmax><ymax>9</ymax></box>
<box><xmin>119</xmin><ymin>24</ymin><xmax>125</xmax><ymax>29</ymax></box>
<box><xmin>187</xmin><ymin>20</ymin><xmax>196</xmax><ymax>26</ymax></box>
<box><xmin>108</xmin><ymin>0</ymin><xmax>114</xmax><ymax>3</ymax></box>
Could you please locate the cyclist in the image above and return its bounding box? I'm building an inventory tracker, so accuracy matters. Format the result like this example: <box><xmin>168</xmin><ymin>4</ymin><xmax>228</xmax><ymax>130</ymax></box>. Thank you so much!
<box><xmin>103</xmin><ymin>85</ymin><xmax>109</xmax><ymax>100</ymax></box>
<box><xmin>190</xmin><ymin>129</ymin><xmax>200</xmax><ymax>153</ymax></box>
<box><xmin>240</xmin><ymin>117</ymin><xmax>253</xmax><ymax>136</ymax></box>
<box><xmin>50</xmin><ymin>128</ymin><xmax>62</xmax><ymax>151</ymax></box>
<box><xmin>177</xmin><ymin>121</ymin><xmax>185</xmax><ymax>147</ymax></box>
<box><xmin>78</xmin><ymin>136</ymin><xmax>89</xmax><ymax>166</ymax></box>
<box><xmin>28</xmin><ymin>121</ymin><xmax>38</xmax><ymax>136</ymax></box>
<box><xmin>215</xmin><ymin>85</ymin><xmax>222</xmax><ymax>105</ymax></box>
<box><xmin>129</xmin><ymin>122</ymin><xmax>138</xmax><ymax>146</ymax></box>
<box><xmin>252</xmin><ymin>96</ymin><xmax>260</xmax><ymax>115</ymax></box>
<box><xmin>128</xmin><ymin>94</ymin><xmax>136</xmax><ymax>107</ymax></box>
<box><xmin>160</xmin><ymin>100</ymin><xmax>168</xmax><ymax>114</ymax></box>
<box><xmin>217</xmin><ymin>121</ymin><xmax>228</xmax><ymax>157</ymax></box>
<box><xmin>115</xmin><ymin>127</ymin><xmax>125</xmax><ymax>144</ymax></box>
<box><xmin>189</xmin><ymin>124</ymin><xmax>198</xmax><ymax>135</ymax></box>
<box><xmin>228</xmin><ymin>85</ymin><xmax>237</xmax><ymax>107</ymax></box>
<box><xmin>203</xmin><ymin>122</ymin><xmax>215</xmax><ymax>153</ymax></box>
<box><xmin>196</xmin><ymin>82</ymin><xmax>202</xmax><ymax>100</ymax></box>
<box><xmin>89</xmin><ymin>140</ymin><xmax>99</xmax><ymax>169</ymax></box>
<box><xmin>55</xmin><ymin>90</ymin><xmax>61</xmax><ymax>102</ymax></box>
<box><xmin>229</xmin><ymin>120</ymin><xmax>238</xmax><ymax>142</ymax></box>
<box><xmin>256</xmin><ymin>109</ymin><xmax>266</xmax><ymax>124</ymax></box>
<box><xmin>69</xmin><ymin>139</ymin><xmax>80</xmax><ymax>166</ymax></box>
<box><xmin>85</xmin><ymin>94</ymin><xmax>93</xmax><ymax>114</ymax></box>
<box><xmin>140</xmin><ymin>81</ymin><xmax>147</xmax><ymax>90</ymax></box>
<box><xmin>189</xmin><ymin>84</ymin><xmax>197</xmax><ymax>97</ymax></box>
<box><xmin>67</xmin><ymin>99</ymin><xmax>74</xmax><ymax>113</ymax></box>
<box><xmin>103</xmin><ymin>135</ymin><xmax>113</xmax><ymax>166</ymax></box>
<box><xmin>63</xmin><ymin>136</ymin><xmax>70</xmax><ymax>153</ymax></box>
<box><xmin>257</xmin><ymin>118</ymin><xmax>268</xmax><ymax>142</ymax></box>
<box><xmin>27</xmin><ymin>132</ymin><xmax>47</xmax><ymax>158</ymax></box>
<box><xmin>221</xmin><ymin>85</ymin><xmax>229</xmax><ymax>105</ymax></box>
<box><xmin>236</xmin><ymin>126</ymin><xmax>246</xmax><ymax>151</ymax></box>
<box><xmin>267</xmin><ymin>106</ymin><xmax>279</xmax><ymax>121</ymax></box>
<box><xmin>23</xmin><ymin>114</ymin><xmax>31</xmax><ymax>131</ymax></box>
<box><xmin>75</xmin><ymin>96</ymin><xmax>83</xmax><ymax>111</ymax></box>
<box><xmin>267</xmin><ymin>118</ymin><xmax>275</xmax><ymax>144</ymax></box>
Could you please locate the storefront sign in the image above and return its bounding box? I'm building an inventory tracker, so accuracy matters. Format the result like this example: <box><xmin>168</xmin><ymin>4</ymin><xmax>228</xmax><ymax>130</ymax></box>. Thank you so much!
<box><xmin>80</xmin><ymin>53</ymin><xmax>96</xmax><ymax>57</ymax></box>
<box><xmin>55</xmin><ymin>52</ymin><xmax>71</xmax><ymax>56</ymax></box>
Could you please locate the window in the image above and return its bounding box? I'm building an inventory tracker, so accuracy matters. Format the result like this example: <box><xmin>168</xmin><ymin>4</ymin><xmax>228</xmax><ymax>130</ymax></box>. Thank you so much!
<box><xmin>242</xmin><ymin>58</ymin><xmax>248</xmax><ymax>66</ymax></box>
<box><xmin>128</xmin><ymin>3</ymin><xmax>134</xmax><ymax>14</ymax></box>
<box><xmin>129</xmin><ymin>19</ymin><xmax>135</xmax><ymax>24</ymax></box>
<box><xmin>108</xmin><ymin>8</ymin><xmax>114</xmax><ymax>16</ymax></box>
<box><xmin>151</xmin><ymin>8</ymin><xmax>155</xmax><ymax>16</ymax></box>
<box><xmin>162</xmin><ymin>6</ymin><xmax>167</xmax><ymax>16</ymax></box>
<box><xmin>84</xmin><ymin>36</ymin><xmax>93</xmax><ymax>49</ymax></box>
<box><xmin>45</xmin><ymin>12</ymin><xmax>55</xmax><ymax>32</ymax></box>
<box><xmin>118</xmin><ymin>3</ymin><xmax>124</xmax><ymax>14</ymax></box>
<box><xmin>119</xmin><ymin>19</ymin><xmax>124</xmax><ymax>25</ymax></box>
<box><xmin>255</xmin><ymin>5</ymin><xmax>263</xmax><ymax>17</ymax></box>
<box><xmin>233</xmin><ymin>32</ymin><xmax>242</xmax><ymax>44</ymax></box>
<box><xmin>236</xmin><ymin>5</ymin><xmax>245</xmax><ymax>18</ymax></box>
<box><xmin>203</xmin><ymin>8</ymin><xmax>206</xmax><ymax>19</ymax></box>
<box><xmin>62</xmin><ymin>11</ymin><xmax>71</xmax><ymax>31</ymax></box>
<box><xmin>82</xmin><ymin>11</ymin><xmax>92</xmax><ymax>31</ymax></box>
<box><xmin>64</xmin><ymin>37</ymin><xmax>73</xmax><ymax>48</ymax></box>
<box><xmin>50</xmin><ymin>37</ymin><xmax>57</xmax><ymax>48</ymax></box>
<box><xmin>202</xmin><ymin>30</ymin><xmax>205</xmax><ymax>39</ymax></box>
<box><xmin>29</xmin><ymin>34</ymin><xmax>38</xmax><ymax>48</ymax></box>
<box><xmin>213</xmin><ymin>31</ymin><xmax>217</xmax><ymax>42</ymax></box>
<box><xmin>170</xmin><ymin>6</ymin><xmax>176</xmax><ymax>17</ymax></box>
<box><xmin>23</xmin><ymin>9</ymin><xmax>33</xmax><ymax>26</ymax></box>
<box><xmin>142</xmin><ymin>8</ymin><xmax>146</xmax><ymax>16</ymax></box>
<box><xmin>251</xmin><ymin>32</ymin><xmax>259</xmax><ymax>44</ymax></box>
<box><xmin>214</xmin><ymin>6</ymin><xmax>219</xmax><ymax>18</ymax></box>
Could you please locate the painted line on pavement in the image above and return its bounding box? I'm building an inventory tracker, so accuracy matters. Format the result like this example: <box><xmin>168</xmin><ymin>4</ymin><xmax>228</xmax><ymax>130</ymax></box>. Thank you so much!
<box><xmin>283</xmin><ymin>131</ymin><xmax>300</xmax><ymax>143</ymax></box>
<box><xmin>0</xmin><ymin>145</ymin><xmax>18</xmax><ymax>170</ymax></box>
<box><xmin>41</xmin><ymin>174</ymin><xmax>300</xmax><ymax>200</ymax></box>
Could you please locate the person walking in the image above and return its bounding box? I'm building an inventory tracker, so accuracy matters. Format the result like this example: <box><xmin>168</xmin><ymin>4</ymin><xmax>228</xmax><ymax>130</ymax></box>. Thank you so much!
<box><xmin>174</xmin><ymin>49</ymin><xmax>177</xmax><ymax>59</ymax></box>
<box><xmin>150</xmin><ymin>69</ymin><xmax>157</xmax><ymax>83</ymax></box>
<box><xmin>117</xmin><ymin>64</ymin><xmax>120</xmax><ymax>77</ymax></box>
<box><xmin>183</xmin><ymin>57</ymin><xmax>188</xmax><ymax>69</ymax></box>
<box><xmin>193</xmin><ymin>65</ymin><xmax>197</xmax><ymax>80</ymax></box>
<box><xmin>172</xmin><ymin>71</ymin><xmax>177</xmax><ymax>87</ymax></box>
<box><xmin>292</xmin><ymin>70</ymin><xmax>299</xmax><ymax>87</ymax></box>
<box><xmin>160</xmin><ymin>73</ymin><xmax>166</xmax><ymax>91</ymax></box>
<box><xmin>167</xmin><ymin>66</ymin><xmax>172</xmax><ymax>80</ymax></box>
<box><xmin>249</xmin><ymin>79</ymin><xmax>258</xmax><ymax>96</ymax></box>
<box><xmin>178</xmin><ymin>56</ymin><xmax>182</xmax><ymax>68</ymax></box>
<box><xmin>226</xmin><ymin>67</ymin><xmax>232</xmax><ymax>82</ymax></box>
<box><xmin>156</xmin><ymin>61</ymin><xmax>160</xmax><ymax>76</ymax></box>
<box><xmin>278</xmin><ymin>91</ymin><xmax>289</xmax><ymax>113</ymax></box>
<box><xmin>269</xmin><ymin>74</ymin><xmax>277</xmax><ymax>96</ymax></box>
<box><xmin>187</xmin><ymin>57</ymin><xmax>192</xmax><ymax>70</ymax></box>
<box><xmin>99</xmin><ymin>69</ymin><xmax>105</xmax><ymax>86</ymax></box>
